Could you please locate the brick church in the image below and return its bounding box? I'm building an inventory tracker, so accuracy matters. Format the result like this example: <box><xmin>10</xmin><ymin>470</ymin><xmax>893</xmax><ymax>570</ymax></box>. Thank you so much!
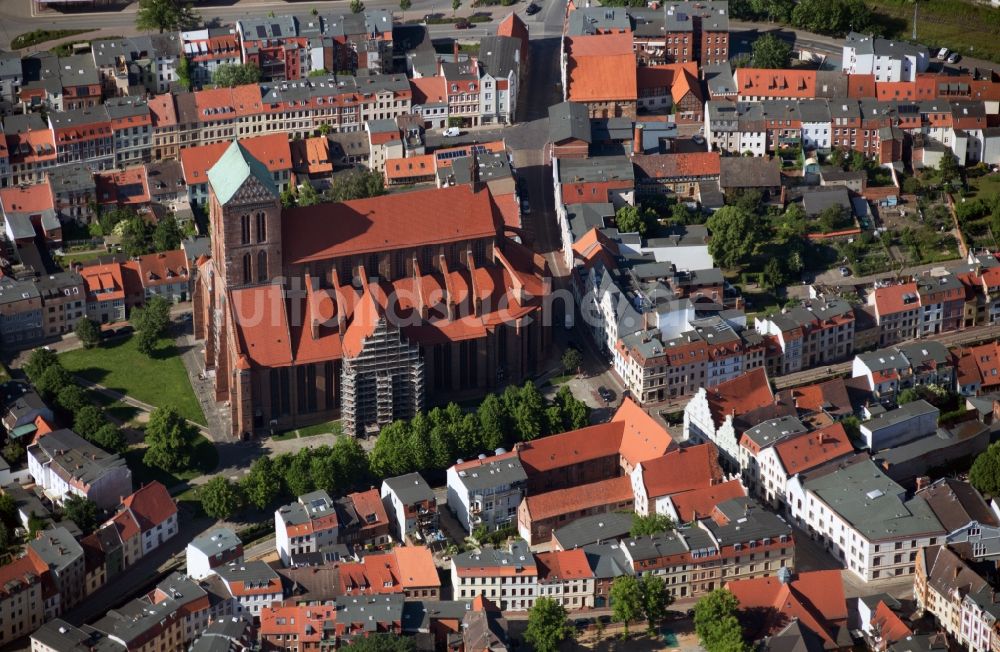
<box><xmin>193</xmin><ymin>142</ymin><xmax>551</xmax><ymax>439</ymax></box>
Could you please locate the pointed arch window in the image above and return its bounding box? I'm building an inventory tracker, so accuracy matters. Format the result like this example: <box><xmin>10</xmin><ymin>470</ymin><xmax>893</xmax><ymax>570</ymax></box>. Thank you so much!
<box><xmin>256</xmin><ymin>212</ymin><xmax>266</xmax><ymax>243</ymax></box>
<box><xmin>257</xmin><ymin>250</ymin><xmax>268</xmax><ymax>283</ymax></box>
<box><xmin>241</xmin><ymin>214</ymin><xmax>251</xmax><ymax>245</ymax></box>
<box><xmin>242</xmin><ymin>253</ymin><xmax>252</xmax><ymax>285</ymax></box>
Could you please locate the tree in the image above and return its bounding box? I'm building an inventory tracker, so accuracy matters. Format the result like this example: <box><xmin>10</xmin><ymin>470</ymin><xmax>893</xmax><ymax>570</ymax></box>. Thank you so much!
<box><xmin>751</xmin><ymin>33</ymin><xmax>791</xmax><ymax>69</ymax></box>
<box><xmin>452</xmin><ymin>0</ymin><xmax>461</xmax><ymax>13</ymax></box>
<box><xmin>638</xmin><ymin>575</ymin><xmax>674</xmax><ymax>634</ymax></box>
<box><xmin>143</xmin><ymin>406</ymin><xmax>197</xmax><ymax>472</ymax></box>
<box><xmin>242</xmin><ymin>456</ymin><xmax>284</xmax><ymax>509</ymax></box>
<box><xmin>693</xmin><ymin>589</ymin><xmax>749</xmax><ymax>652</ymax></box>
<box><xmin>116</xmin><ymin>214</ymin><xmax>152</xmax><ymax>257</ymax></box>
<box><xmin>91</xmin><ymin>423</ymin><xmax>127</xmax><ymax>454</ymax></box>
<box><xmin>762</xmin><ymin>258</ymin><xmax>785</xmax><ymax>291</ymax></box>
<box><xmin>56</xmin><ymin>384</ymin><xmax>89</xmax><ymax>414</ymax></box>
<box><xmin>630</xmin><ymin>513</ymin><xmax>676</xmax><ymax>536</ymax></box>
<box><xmin>153</xmin><ymin>214</ymin><xmax>183</xmax><ymax>252</ymax></box>
<box><xmin>971</xmin><ymin>441</ymin><xmax>1000</xmax><ymax>496</ymax></box>
<box><xmin>897</xmin><ymin>387</ymin><xmax>920</xmax><ymax>404</ymax></box>
<box><xmin>176</xmin><ymin>55</ymin><xmax>192</xmax><ymax>91</ymax></box>
<box><xmin>133</xmin><ymin>295</ymin><xmax>171</xmax><ymax>342</ymax></box>
<box><xmin>939</xmin><ymin>152</ymin><xmax>962</xmax><ymax>187</ymax></box>
<box><xmin>512</xmin><ymin>382</ymin><xmax>544</xmax><ymax>441</ymax></box>
<box><xmin>62</xmin><ymin>495</ymin><xmax>99</xmax><ymax>534</ymax></box>
<box><xmin>339</xmin><ymin>634</ymin><xmax>415</xmax><ymax>652</ymax></box>
<box><xmin>297</xmin><ymin>183</ymin><xmax>323</xmax><ymax>207</ymax></box>
<box><xmin>562</xmin><ymin>348</ymin><xmax>583</xmax><ymax>374</ymax></box>
<box><xmin>615</xmin><ymin>204</ymin><xmax>648</xmax><ymax>235</ymax></box>
<box><xmin>136</xmin><ymin>0</ymin><xmax>199</xmax><ymax>33</ymax></box>
<box><xmin>556</xmin><ymin>385</ymin><xmax>590</xmax><ymax>430</ymax></box>
<box><xmin>35</xmin><ymin>364</ymin><xmax>72</xmax><ymax>400</ymax></box>
<box><xmin>477</xmin><ymin>393</ymin><xmax>506</xmax><ymax>452</ymax></box>
<box><xmin>74</xmin><ymin>405</ymin><xmax>107</xmax><ymax>441</ymax></box>
<box><xmin>350</xmin><ymin>0</ymin><xmax>365</xmax><ymax>12</ymax></box>
<box><xmin>24</xmin><ymin>348</ymin><xmax>59</xmax><ymax>384</ymax></box>
<box><xmin>610</xmin><ymin>575</ymin><xmax>643</xmax><ymax>638</ymax></box>
<box><xmin>706</xmin><ymin>205</ymin><xmax>766</xmax><ymax>269</ymax></box>
<box><xmin>1</xmin><ymin>441</ymin><xmax>24</xmax><ymax>465</ymax></box>
<box><xmin>400</xmin><ymin>0</ymin><xmax>412</xmax><ymax>9</ymax></box>
<box><xmin>325</xmin><ymin>169</ymin><xmax>385</xmax><ymax>202</ymax></box>
<box><xmin>525</xmin><ymin>597</ymin><xmax>575</xmax><ymax>652</ymax></box>
<box><xmin>201</xmin><ymin>477</ymin><xmax>243</xmax><ymax>520</ymax></box>
<box><xmin>74</xmin><ymin>317</ymin><xmax>100</xmax><ymax>349</ymax></box>
<box><xmin>212</xmin><ymin>63</ymin><xmax>262</xmax><ymax>88</ymax></box>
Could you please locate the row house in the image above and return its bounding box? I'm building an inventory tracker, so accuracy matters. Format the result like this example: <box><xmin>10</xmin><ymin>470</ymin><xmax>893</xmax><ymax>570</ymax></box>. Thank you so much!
<box><xmin>620</xmin><ymin>498</ymin><xmax>794</xmax><ymax>599</ymax></box>
<box><xmin>214</xmin><ymin>561</ymin><xmax>283</xmax><ymax>618</ymax></box>
<box><xmin>625</xmin><ymin>2</ymin><xmax>730</xmax><ymax>67</ymax></box>
<box><xmin>380</xmin><ymin>472</ymin><xmax>437</xmax><ymax>542</ymax></box>
<box><xmin>259</xmin><ymin>595</ymin><xmax>404</xmax><ymax>649</ymax></box>
<box><xmin>180</xmin><ymin>28</ymin><xmax>242</xmax><ymax>88</ymax></box>
<box><xmin>786</xmin><ymin>455</ymin><xmax>945</xmax><ymax>582</ymax></box>
<box><xmin>635</xmin><ymin>63</ymin><xmax>703</xmax><ymax>120</ymax></box>
<box><xmin>27</xmin><ymin>428</ymin><xmax>133</xmax><ymax>509</ymax></box>
<box><xmin>106</xmin><ymin>482</ymin><xmax>178</xmax><ymax>562</ymax></box>
<box><xmin>842</xmin><ymin>32</ymin><xmax>929</xmax><ymax>83</ymax></box>
<box><xmin>186</xmin><ymin>528</ymin><xmax>244</xmax><ymax>580</ymax></box>
<box><xmin>478</xmin><ymin>36</ymin><xmax>521</xmax><ymax>125</ymax></box>
<box><xmin>0</xmin><ymin>51</ymin><xmax>22</xmax><ymax>107</ymax></box>
<box><xmin>0</xmin><ymin>555</ymin><xmax>46</xmax><ymax>646</ymax></box>
<box><xmin>26</xmin><ymin>527</ymin><xmax>86</xmax><ymax>617</ymax></box>
<box><xmin>442</xmin><ymin>60</ymin><xmax>482</xmax><ymax>127</ymax></box>
<box><xmin>915</xmin><ymin>545</ymin><xmax>991</xmax><ymax>643</ymax></box>
<box><xmin>19</xmin><ymin>53</ymin><xmax>101</xmax><ymax>113</ymax></box>
<box><xmin>0</xmin><ymin>278</ymin><xmax>44</xmax><ymax>346</ymax></box>
<box><xmin>91</xmin><ymin>34</ymin><xmax>182</xmax><ymax>96</ymax></box>
<box><xmin>754</xmin><ymin>298</ymin><xmax>856</xmax><ymax>375</ymax></box>
<box><xmin>870</xmin><ymin>282</ymin><xmax>922</xmax><ymax>347</ymax></box>
<box><xmin>50</xmin><ymin>107</ymin><xmax>114</xmax><ymax>171</ymax></box>
<box><xmin>80</xmin><ymin>263</ymin><xmax>127</xmax><ymax>324</ymax></box>
<box><xmin>739</xmin><ymin>420</ymin><xmax>854</xmax><ymax>511</ymax></box>
<box><xmin>105</xmin><ymin>96</ymin><xmax>153</xmax><ymax>168</ymax></box>
<box><xmin>446</xmin><ymin>450</ymin><xmax>527</xmax><ymax>534</ymax></box>
<box><xmin>616</xmin><ymin>316</ymin><xmax>763</xmax><ymax>404</ymax></box>
<box><xmin>535</xmin><ymin>549</ymin><xmax>596</xmax><ymax>610</ymax></box>
<box><xmin>630</xmin><ymin>442</ymin><xmax>724</xmax><ymax>517</ymax></box>
<box><xmin>955</xmin><ymin>339</ymin><xmax>1000</xmax><ymax>396</ymax></box>
<box><xmin>451</xmin><ymin>541</ymin><xmax>538</xmax><ymax>610</ymax></box>
<box><xmin>237</xmin><ymin>16</ymin><xmax>309</xmax><ymax>81</ymax></box>
<box><xmin>562</xmin><ymin>32</ymin><xmax>637</xmax><ymax>119</ymax></box>
<box><xmin>852</xmin><ymin>340</ymin><xmax>953</xmax><ymax>398</ymax></box>
<box><xmin>631</xmin><ymin>151</ymin><xmax>721</xmax><ymax>201</ymax></box>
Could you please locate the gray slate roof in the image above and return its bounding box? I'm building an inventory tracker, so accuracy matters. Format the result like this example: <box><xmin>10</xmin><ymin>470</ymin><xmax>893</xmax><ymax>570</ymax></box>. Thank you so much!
<box><xmin>383</xmin><ymin>472</ymin><xmax>434</xmax><ymax>505</ymax></box>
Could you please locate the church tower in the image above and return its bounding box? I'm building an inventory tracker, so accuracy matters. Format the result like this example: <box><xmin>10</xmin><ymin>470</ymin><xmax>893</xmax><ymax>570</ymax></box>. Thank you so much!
<box><xmin>206</xmin><ymin>141</ymin><xmax>283</xmax><ymax>290</ymax></box>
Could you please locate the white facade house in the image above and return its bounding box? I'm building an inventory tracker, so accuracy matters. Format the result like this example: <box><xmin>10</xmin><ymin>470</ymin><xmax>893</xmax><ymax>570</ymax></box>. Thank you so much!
<box><xmin>450</xmin><ymin>542</ymin><xmax>539</xmax><ymax>611</ymax></box>
<box><xmin>842</xmin><ymin>32</ymin><xmax>929</xmax><ymax>82</ymax></box>
<box><xmin>27</xmin><ymin>429</ymin><xmax>132</xmax><ymax>510</ymax></box>
<box><xmin>274</xmin><ymin>491</ymin><xmax>341</xmax><ymax>566</ymax></box>
<box><xmin>858</xmin><ymin>399</ymin><xmax>939</xmax><ymax>451</ymax></box>
<box><xmin>961</xmin><ymin>588</ymin><xmax>1000</xmax><ymax>652</ymax></box>
<box><xmin>446</xmin><ymin>451</ymin><xmax>527</xmax><ymax>533</ymax></box>
<box><xmin>187</xmin><ymin>528</ymin><xmax>243</xmax><ymax>580</ymax></box>
<box><xmin>785</xmin><ymin>457</ymin><xmax>944</xmax><ymax>582</ymax></box>
<box><xmin>213</xmin><ymin>561</ymin><xmax>283</xmax><ymax>618</ymax></box>
<box><xmin>535</xmin><ymin>550</ymin><xmax>595</xmax><ymax>610</ymax></box>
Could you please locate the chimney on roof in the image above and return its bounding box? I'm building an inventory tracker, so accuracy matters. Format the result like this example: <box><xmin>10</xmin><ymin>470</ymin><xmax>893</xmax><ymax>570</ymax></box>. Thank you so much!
<box><xmin>915</xmin><ymin>475</ymin><xmax>930</xmax><ymax>491</ymax></box>
<box><xmin>633</xmin><ymin>123</ymin><xmax>644</xmax><ymax>155</ymax></box>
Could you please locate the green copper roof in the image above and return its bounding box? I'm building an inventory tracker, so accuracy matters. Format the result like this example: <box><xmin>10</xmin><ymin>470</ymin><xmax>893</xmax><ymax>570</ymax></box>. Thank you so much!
<box><xmin>207</xmin><ymin>140</ymin><xmax>279</xmax><ymax>205</ymax></box>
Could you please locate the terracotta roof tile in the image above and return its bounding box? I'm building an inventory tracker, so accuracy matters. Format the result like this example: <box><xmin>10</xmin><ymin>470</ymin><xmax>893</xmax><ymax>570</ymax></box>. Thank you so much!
<box><xmin>736</xmin><ymin>69</ymin><xmax>816</xmax><ymax>98</ymax></box>
<box><xmin>180</xmin><ymin>133</ymin><xmax>291</xmax><ymax>185</ymax></box>
<box><xmin>566</xmin><ymin>33</ymin><xmax>637</xmax><ymax>102</ymax></box>
<box><xmin>0</xmin><ymin>183</ymin><xmax>55</xmax><ymax>213</ymax></box>
<box><xmin>120</xmin><ymin>481</ymin><xmax>177</xmax><ymax>532</ymax></box>
<box><xmin>727</xmin><ymin>570</ymin><xmax>847</xmax><ymax>646</ymax></box>
<box><xmin>633</xmin><ymin>152</ymin><xmax>721</xmax><ymax>179</ymax></box>
<box><xmin>706</xmin><ymin>368</ymin><xmax>774</xmax><ymax>424</ymax></box>
<box><xmin>872</xmin><ymin>600</ymin><xmax>912</xmax><ymax>644</ymax></box>
<box><xmin>536</xmin><ymin>548</ymin><xmax>594</xmax><ymax>582</ymax></box>
<box><xmin>873</xmin><ymin>282</ymin><xmax>920</xmax><ymax>316</ymax></box>
<box><xmin>523</xmin><ymin>476</ymin><xmax>632</xmax><ymax>521</ymax></box>
<box><xmin>612</xmin><ymin>397</ymin><xmax>673</xmax><ymax>465</ymax></box>
<box><xmin>669</xmin><ymin>478</ymin><xmax>745</xmax><ymax>522</ymax></box>
<box><xmin>772</xmin><ymin>422</ymin><xmax>852</xmax><ymax>476</ymax></box>
<box><xmin>231</xmin><ymin>284</ymin><xmax>293</xmax><ymax>367</ymax></box>
<box><xmin>637</xmin><ymin>442</ymin><xmax>722</xmax><ymax>498</ymax></box>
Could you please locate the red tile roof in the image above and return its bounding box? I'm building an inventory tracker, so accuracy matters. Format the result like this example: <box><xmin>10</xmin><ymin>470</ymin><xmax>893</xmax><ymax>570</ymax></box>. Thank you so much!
<box><xmin>536</xmin><ymin>548</ymin><xmax>594</xmax><ymax>582</ymax></box>
<box><xmin>348</xmin><ymin>488</ymin><xmax>390</xmax><ymax>530</ymax></box>
<box><xmin>136</xmin><ymin>250</ymin><xmax>189</xmax><ymax>289</ymax></box>
<box><xmin>873</xmin><ymin>282</ymin><xmax>920</xmax><ymax>316</ymax></box>
<box><xmin>518</xmin><ymin>422</ymin><xmax>622</xmax><ymax>474</ymax></box>
<box><xmin>633</xmin><ymin>152</ymin><xmax>721</xmax><ymax>179</ymax></box>
<box><xmin>111</xmin><ymin>510</ymin><xmax>140</xmax><ymax>542</ymax></box>
<box><xmin>727</xmin><ymin>570</ymin><xmax>848</xmax><ymax>647</ymax></box>
<box><xmin>385</xmin><ymin>153</ymin><xmax>436</xmax><ymax>180</ymax></box>
<box><xmin>291</xmin><ymin>137</ymin><xmax>334</xmax><ymax>175</ymax></box>
<box><xmin>0</xmin><ymin>555</ymin><xmax>46</xmax><ymax>597</ymax></box>
<box><xmin>736</xmin><ymin>69</ymin><xmax>816</xmax><ymax>99</ymax></box>
<box><xmin>772</xmin><ymin>422</ymin><xmax>852</xmax><ymax>476</ymax></box>
<box><xmin>180</xmin><ymin>133</ymin><xmax>291</xmax><ymax>185</ymax></box>
<box><xmin>81</xmin><ymin>263</ymin><xmax>126</xmax><ymax>302</ymax></box>
<box><xmin>565</xmin><ymin>33</ymin><xmax>638</xmax><ymax>103</ymax></box>
<box><xmin>572</xmin><ymin>227</ymin><xmax>620</xmax><ymax>269</ymax></box>
<box><xmin>522</xmin><ymin>476</ymin><xmax>632</xmax><ymax>521</ymax></box>
<box><xmin>231</xmin><ymin>284</ymin><xmax>293</xmax><ymax>367</ymax></box>
<box><xmin>95</xmin><ymin>167</ymin><xmax>151</xmax><ymax>206</ymax></box>
<box><xmin>705</xmin><ymin>368</ymin><xmax>774</xmax><ymax>425</ymax></box>
<box><xmin>147</xmin><ymin>94</ymin><xmax>177</xmax><ymax>128</ymax></box>
<box><xmin>0</xmin><ymin>184</ymin><xmax>55</xmax><ymax>213</ymax></box>
<box><xmin>282</xmin><ymin>185</ymin><xmax>498</xmax><ymax>264</ymax></box>
<box><xmin>393</xmin><ymin>546</ymin><xmax>441</xmax><ymax>589</ymax></box>
<box><xmin>410</xmin><ymin>76</ymin><xmax>448</xmax><ymax>105</ymax></box>
<box><xmin>872</xmin><ymin>600</ymin><xmax>912</xmax><ymax>645</ymax></box>
<box><xmin>669</xmin><ymin>478</ymin><xmax>745</xmax><ymax>522</ymax></box>
<box><xmin>637</xmin><ymin>442</ymin><xmax>722</xmax><ymax>499</ymax></box>
<box><xmin>847</xmin><ymin>74</ymin><xmax>877</xmax><ymax>98</ymax></box>
<box><xmin>612</xmin><ymin>397</ymin><xmax>674</xmax><ymax>466</ymax></box>
<box><xmin>120</xmin><ymin>481</ymin><xmax>177</xmax><ymax>532</ymax></box>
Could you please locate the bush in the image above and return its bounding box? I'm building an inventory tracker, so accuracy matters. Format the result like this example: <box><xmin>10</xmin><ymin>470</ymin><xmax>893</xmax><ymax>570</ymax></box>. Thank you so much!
<box><xmin>11</xmin><ymin>29</ymin><xmax>89</xmax><ymax>49</ymax></box>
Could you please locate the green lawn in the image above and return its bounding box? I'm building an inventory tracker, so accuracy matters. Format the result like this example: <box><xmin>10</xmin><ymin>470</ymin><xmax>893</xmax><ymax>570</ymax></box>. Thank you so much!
<box><xmin>869</xmin><ymin>0</ymin><xmax>1000</xmax><ymax>63</ymax></box>
<box><xmin>967</xmin><ymin>174</ymin><xmax>1000</xmax><ymax>201</ymax></box>
<box><xmin>274</xmin><ymin>420</ymin><xmax>342</xmax><ymax>440</ymax></box>
<box><xmin>124</xmin><ymin>434</ymin><xmax>218</xmax><ymax>489</ymax></box>
<box><xmin>61</xmin><ymin>336</ymin><xmax>206</xmax><ymax>425</ymax></box>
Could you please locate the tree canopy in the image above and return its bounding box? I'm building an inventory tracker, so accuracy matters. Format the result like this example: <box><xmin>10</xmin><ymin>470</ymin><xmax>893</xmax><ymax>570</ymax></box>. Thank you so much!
<box><xmin>630</xmin><ymin>513</ymin><xmax>676</xmax><ymax>537</ymax></box>
<box><xmin>339</xmin><ymin>634</ymin><xmax>415</xmax><ymax>652</ymax></box>
<box><xmin>610</xmin><ymin>575</ymin><xmax>643</xmax><ymax>638</ymax></box>
<box><xmin>143</xmin><ymin>406</ymin><xmax>198</xmax><ymax>472</ymax></box>
<box><xmin>201</xmin><ymin>477</ymin><xmax>244</xmax><ymax>520</ymax></box>
<box><xmin>638</xmin><ymin>574</ymin><xmax>674</xmax><ymax>633</ymax></box>
<box><xmin>74</xmin><ymin>317</ymin><xmax>100</xmax><ymax>349</ymax></box>
<box><xmin>212</xmin><ymin>63</ymin><xmax>262</xmax><ymax>88</ymax></box>
<box><xmin>525</xmin><ymin>597</ymin><xmax>575</xmax><ymax>652</ymax></box>
<box><xmin>971</xmin><ymin>441</ymin><xmax>1000</xmax><ymax>497</ymax></box>
<box><xmin>153</xmin><ymin>214</ymin><xmax>184</xmax><ymax>252</ymax></box>
<box><xmin>62</xmin><ymin>495</ymin><xmax>99</xmax><ymax>534</ymax></box>
<box><xmin>693</xmin><ymin>589</ymin><xmax>749</xmax><ymax>652</ymax></box>
<box><xmin>132</xmin><ymin>295</ymin><xmax>172</xmax><ymax>355</ymax></box>
<box><xmin>615</xmin><ymin>204</ymin><xmax>655</xmax><ymax>235</ymax></box>
<box><xmin>750</xmin><ymin>33</ymin><xmax>792</xmax><ymax>69</ymax></box>
<box><xmin>135</xmin><ymin>0</ymin><xmax>199</xmax><ymax>33</ymax></box>
<box><xmin>326</xmin><ymin>169</ymin><xmax>386</xmax><ymax>202</ymax></box>
<box><xmin>706</xmin><ymin>205</ymin><xmax>766</xmax><ymax>269</ymax></box>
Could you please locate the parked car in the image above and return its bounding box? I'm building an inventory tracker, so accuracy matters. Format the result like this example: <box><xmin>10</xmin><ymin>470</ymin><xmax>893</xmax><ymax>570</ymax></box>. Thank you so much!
<box><xmin>598</xmin><ymin>386</ymin><xmax>614</xmax><ymax>402</ymax></box>
<box><xmin>117</xmin><ymin>325</ymin><xmax>134</xmax><ymax>336</ymax></box>
<box><xmin>455</xmin><ymin>18</ymin><xmax>472</xmax><ymax>28</ymax></box>
<box><xmin>937</xmin><ymin>47</ymin><xmax>950</xmax><ymax>60</ymax></box>
<box><xmin>442</xmin><ymin>127</ymin><xmax>461</xmax><ymax>137</ymax></box>
<box><xmin>526</xmin><ymin>2</ymin><xmax>540</xmax><ymax>13</ymax></box>
<box><xmin>839</xmin><ymin>266</ymin><xmax>851</xmax><ymax>277</ymax></box>
<box><xmin>947</xmin><ymin>52</ymin><xmax>961</xmax><ymax>64</ymax></box>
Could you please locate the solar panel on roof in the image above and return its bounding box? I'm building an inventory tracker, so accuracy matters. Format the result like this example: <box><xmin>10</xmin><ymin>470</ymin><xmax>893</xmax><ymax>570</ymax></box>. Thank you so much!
<box><xmin>256</xmin><ymin>25</ymin><xmax>266</xmax><ymax>38</ymax></box>
<box><xmin>272</xmin><ymin>24</ymin><xmax>282</xmax><ymax>36</ymax></box>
